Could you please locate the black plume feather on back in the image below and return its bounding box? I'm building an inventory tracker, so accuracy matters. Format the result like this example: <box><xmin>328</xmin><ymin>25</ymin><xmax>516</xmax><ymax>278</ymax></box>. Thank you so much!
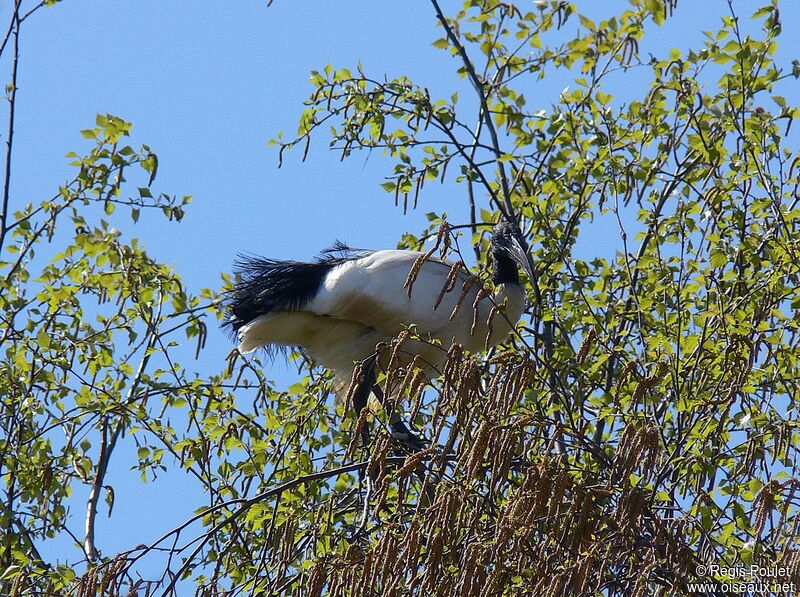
<box><xmin>320</xmin><ymin>240</ymin><xmax>372</xmax><ymax>259</ymax></box>
<box><xmin>222</xmin><ymin>248</ymin><xmax>361</xmax><ymax>336</ymax></box>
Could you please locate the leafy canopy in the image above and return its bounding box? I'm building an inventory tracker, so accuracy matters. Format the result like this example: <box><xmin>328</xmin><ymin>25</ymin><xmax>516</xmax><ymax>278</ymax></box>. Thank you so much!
<box><xmin>2</xmin><ymin>0</ymin><xmax>800</xmax><ymax>595</ymax></box>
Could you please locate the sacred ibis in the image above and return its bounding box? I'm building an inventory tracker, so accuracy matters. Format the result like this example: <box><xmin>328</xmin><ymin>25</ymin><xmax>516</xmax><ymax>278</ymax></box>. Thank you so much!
<box><xmin>224</xmin><ymin>222</ymin><xmax>531</xmax><ymax>448</ymax></box>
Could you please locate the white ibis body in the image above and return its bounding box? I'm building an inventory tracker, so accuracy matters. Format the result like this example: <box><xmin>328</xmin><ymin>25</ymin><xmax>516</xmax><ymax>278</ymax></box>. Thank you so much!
<box><xmin>225</xmin><ymin>222</ymin><xmax>530</xmax><ymax>447</ymax></box>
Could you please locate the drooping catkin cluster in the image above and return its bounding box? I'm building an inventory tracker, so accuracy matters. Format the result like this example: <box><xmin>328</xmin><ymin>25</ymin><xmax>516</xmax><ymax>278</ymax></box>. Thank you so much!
<box><xmin>576</xmin><ymin>328</ymin><xmax>597</xmax><ymax>364</ymax></box>
<box><xmin>615</xmin><ymin>358</ymin><xmax>638</xmax><ymax>397</ymax></box>
<box><xmin>630</xmin><ymin>360</ymin><xmax>669</xmax><ymax>404</ymax></box>
<box><xmin>403</xmin><ymin>221</ymin><xmax>450</xmax><ymax>298</ymax></box>
<box><xmin>72</xmin><ymin>554</ymin><xmax>129</xmax><ymax>597</ymax></box>
<box><xmin>722</xmin><ymin>333</ymin><xmax>755</xmax><ymax>403</ymax></box>
<box><xmin>780</xmin><ymin>550</ymin><xmax>800</xmax><ymax>585</ymax></box>
<box><xmin>8</xmin><ymin>571</ymin><xmax>30</xmax><ymax>597</ymax></box>
<box><xmin>611</xmin><ymin>422</ymin><xmax>661</xmax><ymax>485</ymax></box>
<box><xmin>66</xmin><ymin>330</ymin><xmax>743</xmax><ymax>597</ymax></box>
<box><xmin>304</xmin><ymin>346</ymin><xmax>702</xmax><ymax>597</ymax></box>
<box><xmin>752</xmin><ymin>479</ymin><xmax>785</xmax><ymax>538</ymax></box>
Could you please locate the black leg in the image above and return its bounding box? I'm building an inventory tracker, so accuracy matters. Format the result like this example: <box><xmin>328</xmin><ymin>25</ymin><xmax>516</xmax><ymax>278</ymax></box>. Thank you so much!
<box><xmin>352</xmin><ymin>357</ymin><xmax>377</xmax><ymax>446</ymax></box>
<box><xmin>352</xmin><ymin>355</ymin><xmax>428</xmax><ymax>450</ymax></box>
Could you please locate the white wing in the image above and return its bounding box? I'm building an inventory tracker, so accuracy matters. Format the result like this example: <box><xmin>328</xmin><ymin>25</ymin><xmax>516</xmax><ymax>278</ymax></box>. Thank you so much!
<box><xmin>306</xmin><ymin>250</ymin><xmax>524</xmax><ymax>352</ymax></box>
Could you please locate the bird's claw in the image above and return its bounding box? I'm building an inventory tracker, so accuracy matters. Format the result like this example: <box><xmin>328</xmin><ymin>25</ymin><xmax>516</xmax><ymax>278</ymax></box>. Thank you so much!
<box><xmin>389</xmin><ymin>422</ymin><xmax>430</xmax><ymax>452</ymax></box>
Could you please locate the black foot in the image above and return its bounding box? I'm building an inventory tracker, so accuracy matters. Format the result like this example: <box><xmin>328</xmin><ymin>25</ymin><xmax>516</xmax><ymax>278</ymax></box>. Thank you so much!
<box><xmin>389</xmin><ymin>420</ymin><xmax>429</xmax><ymax>452</ymax></box>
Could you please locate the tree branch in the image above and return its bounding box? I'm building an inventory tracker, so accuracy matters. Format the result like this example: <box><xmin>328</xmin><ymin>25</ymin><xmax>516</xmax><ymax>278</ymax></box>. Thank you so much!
<box><xmin>0</xmin><ymin>1</ymin><xmax>21</xmax><ymax>254</ymax></box>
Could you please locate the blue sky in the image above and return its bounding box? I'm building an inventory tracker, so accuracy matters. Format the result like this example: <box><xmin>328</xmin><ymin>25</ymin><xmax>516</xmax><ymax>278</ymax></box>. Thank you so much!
<box><xmin>6</xmin><ymin>0</ymin><xmax>800</xmax><ymax>582</ymax></box>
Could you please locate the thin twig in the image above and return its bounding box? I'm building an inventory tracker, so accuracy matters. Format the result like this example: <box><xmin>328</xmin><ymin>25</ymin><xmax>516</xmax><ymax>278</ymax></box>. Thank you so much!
<box><xmin>0</xmin><ymin>1</ymin><xmax>21</xmax><ymax>254</ymax></box>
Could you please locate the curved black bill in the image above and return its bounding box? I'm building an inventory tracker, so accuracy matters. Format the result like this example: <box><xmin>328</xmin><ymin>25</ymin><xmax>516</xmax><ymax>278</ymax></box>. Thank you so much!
<box><xmin>507</xmin><ymin>234</ymin><xmax>534</xmax><ymax>283</ymax></box>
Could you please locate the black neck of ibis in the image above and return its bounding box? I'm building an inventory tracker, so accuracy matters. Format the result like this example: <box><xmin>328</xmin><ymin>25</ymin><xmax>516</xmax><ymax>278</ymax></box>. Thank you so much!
<box><xmin>490</xmin><ymin>221</ymin><xmax>530</xmax><ymax>285</ymax></box>
<box><xmin>492</xmin><ymin>250</ymin><xmax>520</xmax><ymax>284</ymax></box>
